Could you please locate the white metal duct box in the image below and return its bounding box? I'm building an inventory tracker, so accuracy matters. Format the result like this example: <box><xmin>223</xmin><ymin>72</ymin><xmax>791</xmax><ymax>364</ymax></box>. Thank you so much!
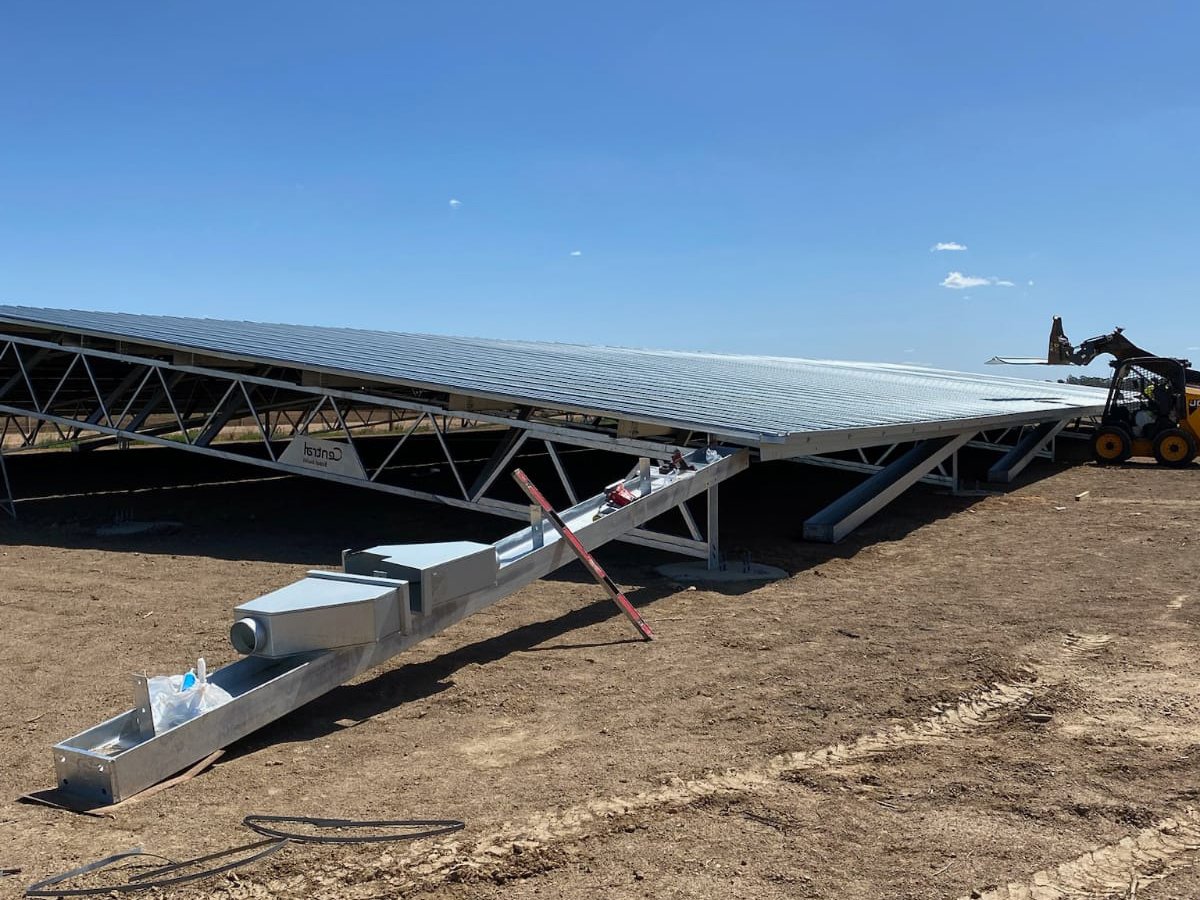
<box><xmin>344</xmin><ymin>541</ymin><xmax>498</xmax><ymax>613</ymax></box>
<box><xmin>231</xmin><ymin>572</ymin><xmax>409</xmax><ymax>658</ymax></box>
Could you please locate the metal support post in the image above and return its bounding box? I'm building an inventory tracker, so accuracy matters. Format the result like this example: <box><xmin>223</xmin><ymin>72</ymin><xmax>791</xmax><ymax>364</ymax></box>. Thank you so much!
<box><xmin>803</xmin><ymin>431</ymin><xmax>974</xmax><ymax>543</ymax></box>
<box><xmin>986</xmin><ymin>420</ymin><xmax>1067</xmax><ymax>484</ymax></box>
<box><xmin>0</xmin><ymin>444</ymin><xmax>13</xmax><ymax>519</ymax></box>
<box><xmin>707</xmin><ymin>484</ymin><xmax>720</xmax><ymax>570</ymax></box>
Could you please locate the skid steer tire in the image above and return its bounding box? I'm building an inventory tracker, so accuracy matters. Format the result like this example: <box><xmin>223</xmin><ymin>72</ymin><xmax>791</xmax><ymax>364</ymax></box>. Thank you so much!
<box><xmin>1093</xmin><ymin>425</ymin><xmax>1133</xmax><ymax>465</ymax></box>
<box><xmin>1153</xmin><ymin>427</ymin><xmax>1196</xmax><ymax>468</ymax></box>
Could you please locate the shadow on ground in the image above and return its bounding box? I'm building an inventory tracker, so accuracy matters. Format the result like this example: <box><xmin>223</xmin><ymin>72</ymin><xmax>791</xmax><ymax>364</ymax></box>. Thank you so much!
<box><xmin>222</xmin><ymin>578</ymin><xmax>683</xmax><ymax>760</ymax></box>
<box><xmin>1</xmin><ymin>439</ymin><xmax>1092</xmax><ymax>582</ymax></box>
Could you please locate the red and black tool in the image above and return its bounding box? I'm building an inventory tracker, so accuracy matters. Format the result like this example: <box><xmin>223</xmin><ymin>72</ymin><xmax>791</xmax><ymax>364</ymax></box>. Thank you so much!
<box><xmin>511</xmin><ymin>468</ymin><xmax>654</xmax><ymax>641</ymax></box>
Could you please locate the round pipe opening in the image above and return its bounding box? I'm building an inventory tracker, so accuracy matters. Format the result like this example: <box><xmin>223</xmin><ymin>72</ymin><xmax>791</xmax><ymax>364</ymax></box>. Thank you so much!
<box><xmin>230</xmin><ymin>617</ymin><xmax>265</xmax><ymax>655</ymax></box>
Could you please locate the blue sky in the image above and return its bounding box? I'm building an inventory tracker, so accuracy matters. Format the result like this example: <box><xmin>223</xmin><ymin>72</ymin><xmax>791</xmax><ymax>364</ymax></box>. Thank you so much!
<box><xmin>1</xmin><ymin>2</ymin><xmax>1197</xmax><ymax>374</ymax></box>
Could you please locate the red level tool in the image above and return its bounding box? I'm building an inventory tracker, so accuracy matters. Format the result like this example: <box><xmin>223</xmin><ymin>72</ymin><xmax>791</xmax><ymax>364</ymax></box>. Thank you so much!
<box><xmin>512</xmin><ymin>468</ymin><xmax>655</xmax><ymax>641</ymax></box>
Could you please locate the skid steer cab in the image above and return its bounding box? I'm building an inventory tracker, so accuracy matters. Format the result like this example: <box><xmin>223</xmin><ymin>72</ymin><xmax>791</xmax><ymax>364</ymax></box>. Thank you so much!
<box><xmin>1093</xmin><ymin>356</ymin><xmax>1200</xmax><ymax>467</ymax></box>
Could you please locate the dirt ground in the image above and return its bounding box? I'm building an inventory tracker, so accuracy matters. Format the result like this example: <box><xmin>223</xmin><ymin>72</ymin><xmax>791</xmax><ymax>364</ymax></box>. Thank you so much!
<box><xmin>2</xmin><ymin>444</ymin><xmax>1199</xmax><ymax>899</ymax></box>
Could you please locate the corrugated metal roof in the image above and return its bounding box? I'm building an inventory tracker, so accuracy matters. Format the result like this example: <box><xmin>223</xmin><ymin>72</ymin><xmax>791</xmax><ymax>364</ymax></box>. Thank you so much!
<box><xmin>0</xmin><ymin>305</ymin><xmax>1106</xmax><ymax>446</ymax></box>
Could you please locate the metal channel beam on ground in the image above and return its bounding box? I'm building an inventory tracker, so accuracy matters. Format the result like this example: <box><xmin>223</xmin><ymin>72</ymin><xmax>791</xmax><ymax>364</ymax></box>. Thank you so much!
<box><xmin>803</xmin><ymin>431</ymin><xmax>975</xmax><ymax>543</ymax></box>
<box><xmin>986</xmin><ymin>420</ymin><xmax>1067</xmax><ymax>484</ymax></box>
<box><xmin>53</xmin><ymin>448</ymin><xmax>748</xmax><ymax>805</ymax></box>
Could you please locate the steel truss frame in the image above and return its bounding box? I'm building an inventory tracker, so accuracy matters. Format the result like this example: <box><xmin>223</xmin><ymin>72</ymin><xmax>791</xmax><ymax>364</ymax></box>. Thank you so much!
<box><xmin>794</xmin><ymin>441</ymin><xmax>958</xmax><ymax>488</ymax></box>
<box><xmin>0</xmin><ymin>333</ymin><xmax>718</xmax><ymax>560</ymax></box>
<box><xmin>792</xmin><ymin>422</ymin><xmax>1061</xmax><ymax>491</ymax></box>
<box><xmin>797</xmin><ymin>417</ymin><xmax>1080</xmax><ymax>543</ymax></box>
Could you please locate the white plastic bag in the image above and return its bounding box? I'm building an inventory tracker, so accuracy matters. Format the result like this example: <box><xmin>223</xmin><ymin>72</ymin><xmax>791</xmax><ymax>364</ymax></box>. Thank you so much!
<box><xmin>147</xmin><ymin>658</ymin><xmax>233</xmax><ymax>732</ymax></box>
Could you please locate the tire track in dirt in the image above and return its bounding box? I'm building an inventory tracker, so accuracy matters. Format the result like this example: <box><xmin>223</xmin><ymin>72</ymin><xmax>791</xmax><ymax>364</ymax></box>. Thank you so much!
<box><xmin>961</xmin><ymin>809</ymin><xmax>1200</xmax><ymax>900</ymax></box>
<box><xmin>1060</xmin><ymin>632</ymin><xmax>1114</xmax><ymax>657</ymax></box>
<box><xmin>300</xmin><ymin>633</ymin><xmax>1113</xmax><ymax>896</ymax></box>
<box><xmin>353</xmin><ymin>679</ymin><xmax>1037</xmax><ymax>892</ymax></box>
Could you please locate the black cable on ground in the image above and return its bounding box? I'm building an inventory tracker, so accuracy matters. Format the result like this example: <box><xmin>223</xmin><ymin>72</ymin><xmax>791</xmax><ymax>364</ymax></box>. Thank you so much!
<box><xmin>26</xmin><ymin>813</ymin><xmax>465</xmax><ymax>896</ymax></box>
<box><xmin>243</xmin><ymin>814</ymin><xmax>465</xmax><ymax>844</ymax></box>
<box><xmin>24</xmin><ymin>840</ymin><xmax>287</xmax><ymax>897</ymax></box>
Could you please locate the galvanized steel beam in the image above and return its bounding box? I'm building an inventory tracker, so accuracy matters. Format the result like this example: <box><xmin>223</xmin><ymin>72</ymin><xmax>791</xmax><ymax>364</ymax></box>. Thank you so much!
<box><xmin>0</xmin><ymin>400</ymin><xmax>705</xmax><ymax>557</ymax></box>
<box><xmin>802</xmin><ymin>432</ymin><xmax>975</xmax><ymax>543</ymax></box>
<box><xmin>53</xmin><ymin>448</ymin><xmax>749</xmax><ymax>804</ymax></box>
<box><xmin>705</xmin><ymin>484</ymin><xmax>720</xmax><ymax>570</ymax></box>
<box><xmin>469</xmin><ymin>416</ymin><xmax>532</xmax><ymax>501</ymax></box>
<box><xmin>792</xmin><ymin>449</ymin><xmax>956</xmax><ymax>489</ymax></box>
<box><xmin>0</xmin><ymin>443</ymin><xmax>13</xmax><ymax>519</ymax></box>
<box><xmin>986</xmin><ymin>420</ymin><xmax>1067</xmax><ymax>484</ymax></box>
<box><xmin>761</xmin><ymin>410</ymin><xmax>1098</xmax><ymax>460</ymax></box>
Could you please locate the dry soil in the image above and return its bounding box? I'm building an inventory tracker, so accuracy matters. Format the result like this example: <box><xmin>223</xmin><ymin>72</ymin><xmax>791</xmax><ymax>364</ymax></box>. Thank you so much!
<box><xmin>1</xmin><ymin>446</ymin><xmax>1198</xmax><ymax>899</ymax></box>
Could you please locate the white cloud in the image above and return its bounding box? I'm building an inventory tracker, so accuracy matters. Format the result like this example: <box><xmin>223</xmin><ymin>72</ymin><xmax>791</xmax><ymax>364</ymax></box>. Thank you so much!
<box><xmin>569</xmin><ymin>250</ymin><xmax>582</xmax><ymax>257</ymax></box>
<box><xmin>941</xmin><ymin>271</ymin><xmax>1016</xmax><ymax>290</ymax></box>
<box><xmin>448</xmin><ymin>198</ymin><xmax>462</xmax><ymax>208</ymax></box>
<box><xmin>1028</xmin><ymin>280</ymin><xmax>1035</xmax><ymax>287</ymax></box>
<box><xmin>931</xmin><ymin>241</ymin><xmax>968</xmax><ymax>252</ymax></box>
<box><xmin>941</xmin><ymin>271</ymin><xmax>990</xmax><ymax>289</ymax></box>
